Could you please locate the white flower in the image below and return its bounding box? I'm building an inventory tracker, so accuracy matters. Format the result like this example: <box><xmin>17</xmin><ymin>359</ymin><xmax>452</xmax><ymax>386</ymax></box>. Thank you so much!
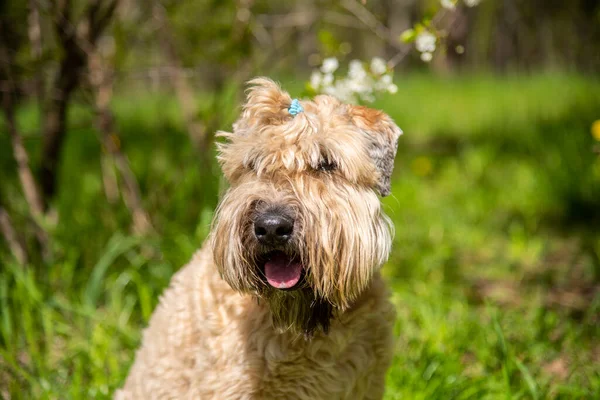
<box><xmin>440</xmin><ymin>0</ymin><xmax>456</xmax><ymax>10</ymax></box>
<box><xmin>321</xmin><ymin>57</ymin><xmax>339</xmax><ymax>74</ymax></box>
<box><xmin>379</xmin><ymin>74</ymin><xmax>392</xmax><ymax>86</ymax></box>
<box><xmin>348</xmin><ymin>77</ymin><xmax>368</xmax><ymax>93</ymax></box>
<box><xmin>322</xmin><ymin>73</ymin><xmax>334</xmax><ymax>86</ymax></box>
<box><xmin>464</xmin><ymin>0</ymin><xmax>481</xmax><ymax>7</ymax></box>
<box><xmin>415</xmin><ymin>31</ymin><xmax>436</xmax><ymax>53</ymax></box>
<box><xmin>309</xmin><ymin>57</ymin><xmax>399</xmax><ymax>104</ymax></box>
<box><xmin>348</xmin><ymin>60</ymin><xmax>367</xmax><ymax>80</ymax></box>
<box><xmin>420</xmin><ymin>52</ymin><xmax>433</xmax><ymax>62</ymax></box>
<box><xmin>370</xmin><ymin>57</ymin><xmax>387</xmax><ymax>75</ymax></box>
<box><xmin>325</xmin><ymin>80</ymin><xmax>357</xmax><ymax>104</ymax></box>
<box><xmin>362</xmin><ymin>93</ymin><xmax>376</xmax><ymax>103</ymax></box>
<box><xmin>310</xmin><ymin>71</ymin><xmax>322</xmax><ymax>89</ymax></box>
<box><xmin>373</xmin><ymin>73</ymin><xmax>392</xmax><ymax>92</ymax></box>
<box><xmin>347</xmin><ymin>62</ymin><xmax>372</xmax><ymax>96</ymax></box>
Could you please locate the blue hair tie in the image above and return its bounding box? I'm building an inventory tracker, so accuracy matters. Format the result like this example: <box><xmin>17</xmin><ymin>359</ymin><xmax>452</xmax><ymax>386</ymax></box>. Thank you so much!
<box><xmin>288</xmin><ymin>99</ymin><xmax>304</xmax><ymax>116</ymax></box>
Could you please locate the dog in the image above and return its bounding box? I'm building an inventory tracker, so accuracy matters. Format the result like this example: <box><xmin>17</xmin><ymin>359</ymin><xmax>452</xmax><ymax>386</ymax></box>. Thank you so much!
<box><xmin>117</xmin><ymin>78</ymin><xmax>401</xmax><ymax>399</ymax></box>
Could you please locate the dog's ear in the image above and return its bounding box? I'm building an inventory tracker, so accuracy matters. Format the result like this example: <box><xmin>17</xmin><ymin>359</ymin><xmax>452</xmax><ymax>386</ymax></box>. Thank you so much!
<box><xmin>349</xmin><ymin>105</ymin><xmax>402</xmax><ymax>197</ymax></box>
<box><xmin>233</xmin><ymin>78</ymin><xmax>294</xmax><ymax>135</ymax></box>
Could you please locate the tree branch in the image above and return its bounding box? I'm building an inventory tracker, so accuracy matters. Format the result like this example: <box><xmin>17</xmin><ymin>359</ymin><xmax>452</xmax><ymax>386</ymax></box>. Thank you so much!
<box><xmin>152</xmin><ymin>2</ymin><xmax>208</xmax><ymax>154</ymax></box>
<box><xmin>0</xmin><ymin>206</ymin><xmax>28</xmax><ymax>265</ymax></box>
<box><xmin>40</xmin><ymin>0</ymin><xmax>120</xmax><ymax>204</ymax></box>
<box><xmin>88</xmin><ymin>0</ymin><xmax>119</xmax><ymax>44</ymax></box>
<box><xmin>88</xmin><ymin>47</ymin><xmax>153</xmax><ymax>235</ymax></box>
<box><xmin>0</xmin><ymin>17</ymin><xmax>51</xmax><ymax>261</ymax></box>
<box><xmin>341</xmin><ymin>0</ymin><xmax>450</xmax><ymax>68</ymax></box>
<box><xmin>341</xmin><ymin>0</ymin><xmax>401</xmax><ymax>49</ymax></box>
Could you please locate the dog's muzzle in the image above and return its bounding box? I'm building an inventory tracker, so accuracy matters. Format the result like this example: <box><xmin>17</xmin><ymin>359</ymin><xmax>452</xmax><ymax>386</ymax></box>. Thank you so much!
<box><xmin>253</xmin><ymin>209</ymin><xmax>303</xmax><ymax>290</ymax></box>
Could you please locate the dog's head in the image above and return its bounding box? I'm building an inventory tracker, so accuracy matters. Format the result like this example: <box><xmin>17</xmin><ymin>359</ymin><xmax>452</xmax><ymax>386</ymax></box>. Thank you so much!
<box><xmin>211</xmin><ymin>78</ymin><xmax>401</xmax><ymax>336</ymax></box>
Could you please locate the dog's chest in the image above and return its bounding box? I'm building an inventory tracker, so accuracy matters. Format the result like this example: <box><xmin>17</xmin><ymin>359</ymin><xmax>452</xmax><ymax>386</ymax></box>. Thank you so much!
<box><xmin>230</xmin><ymin>312</ymin><xmax>375</xmax><ymax>399</ymax></box>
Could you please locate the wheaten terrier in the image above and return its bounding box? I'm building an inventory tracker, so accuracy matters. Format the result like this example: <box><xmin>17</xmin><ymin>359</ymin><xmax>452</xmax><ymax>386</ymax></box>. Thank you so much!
<box><xmin>117</xmin><ymin>78</ymin><xmax>402</xmax><ymax>399</ymax></box>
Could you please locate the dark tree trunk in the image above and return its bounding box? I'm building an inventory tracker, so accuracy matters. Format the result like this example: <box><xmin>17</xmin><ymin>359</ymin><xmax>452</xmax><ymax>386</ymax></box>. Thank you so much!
<box><xmin>40</xmin><ymin>44</ymin><xmax>85</xmax><ymax>204</ymax></box>
<box><xmin>40</xmin><ymin>0</ymin><xmax>119</xmax><ymax>205</ymax></box>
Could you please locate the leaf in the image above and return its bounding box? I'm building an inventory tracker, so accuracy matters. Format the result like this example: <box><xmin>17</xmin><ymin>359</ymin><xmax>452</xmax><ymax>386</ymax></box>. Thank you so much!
<box><xmin>84</xmin><ymin>233</ymin><xmax>142</xmax><ymax>307</ymax></box>
<box><xmin>400</xmin><ymin>29</ymin><xmax>416</xmax><ymax>43</ymax></box>
<box><xmin>515</xmin><ymin>359</ymin><xmax>540</xmax><ymax>400</ymax></box>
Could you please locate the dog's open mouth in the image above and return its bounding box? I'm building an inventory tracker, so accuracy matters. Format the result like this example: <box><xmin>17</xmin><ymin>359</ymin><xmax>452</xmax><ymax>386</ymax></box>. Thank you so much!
<box><xmin>260</xmin><ymin>251</ymin><xmax>304</xmax><ymax>290</ymax></box>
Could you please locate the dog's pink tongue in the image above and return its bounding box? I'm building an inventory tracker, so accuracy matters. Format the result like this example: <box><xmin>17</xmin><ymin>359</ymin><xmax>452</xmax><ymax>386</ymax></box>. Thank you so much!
<box><xmin>264</xmin><ymin>253</ymin><xmax>302</xmax><ymax>289</ymax></box>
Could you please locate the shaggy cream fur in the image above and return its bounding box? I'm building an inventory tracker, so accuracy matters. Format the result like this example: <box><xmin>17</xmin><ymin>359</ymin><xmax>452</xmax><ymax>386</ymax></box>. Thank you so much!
<box><xmin>117</xmin><ymin>78</ymin><xmax>401</xmax><ymax>399</ymax></box>
<box><xmin>117</xmin><ymin>245</ymin><xmax>395</xmax><ymax>399</ymax></box>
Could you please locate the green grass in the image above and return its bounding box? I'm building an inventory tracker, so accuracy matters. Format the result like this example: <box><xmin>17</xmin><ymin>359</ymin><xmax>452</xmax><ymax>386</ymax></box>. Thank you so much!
<box><xmin>1</xmin><ymin>73</ymin><xmax>599</xmax><ymax>399</ymax></box>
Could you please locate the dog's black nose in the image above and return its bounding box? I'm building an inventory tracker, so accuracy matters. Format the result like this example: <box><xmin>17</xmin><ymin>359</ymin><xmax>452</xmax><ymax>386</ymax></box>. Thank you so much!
<box><xmin>254</xmin><ymin>213</ymin><xmax>294</xmax><ymax>245</ymax></box>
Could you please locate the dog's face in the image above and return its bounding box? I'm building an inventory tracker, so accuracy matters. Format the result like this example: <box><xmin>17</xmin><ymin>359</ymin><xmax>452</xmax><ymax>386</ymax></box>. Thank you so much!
<box><xmin>211</xmin><ymin>78</ymin><xmax>401</xmax><ymax>335</ymax></box>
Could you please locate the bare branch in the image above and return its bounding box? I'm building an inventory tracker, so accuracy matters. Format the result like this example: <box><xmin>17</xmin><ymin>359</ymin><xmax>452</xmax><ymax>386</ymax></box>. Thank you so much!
<box><xmin>88</xmin><ymin>47</ymin><xmax>153</xmax><ymax>235</ymax></box>
<box><xmin>0</xmin><ymin>207</ymin><xmax>28</xmax><ymax>265</ymax></box>
<box><xmin>101</xmin><ymin>152</ymin><xmax>119</xmax><ymax>204</ymax></box>
<box><xmin>341</xmin><ymin>0</ymin><xmax>400</xmax><ymax>49</ymax></box>
<box><xmin>28</xmin><ymin>0</ymin><xmax>45</xmax><ymax>134</ymax></box>
<box><xmin>256</xmin><ymin>12</ymin><xmax>316</xmax><ymax>29</ymax></box>
<box><xmin>0</xmin><ymin>18</ymin><xmax>51</xmax><ymax>260</ymax></box>
<box><xmin>5</xmin><ymin>111</ymin><xmax>46</xmax><ymax>224</ymax></box>
<box><xmin>88</xmin><ymin>0</ymin><xmax>119</xmax><ymax>43</ymax></box>
<box><xmin>50</xmin><ymin>0</ymin><xmax>75</xmax><ymax>42</ymax></box>
<box><xmin>152</xmin><ymin>2</ymin><xmax>208</xmax><ymax>154</ymax></box>
<box><xmin>341</xmin><ymin>0</ymin><xmax>450</xmax><ymax>68</ymax></box>
<box><xmin>3</xmin><ymin>105</ymin><xmax>51</xmax><ymax>260</ymax></box>
<box><xmin>339</xmin><ymin>0</ymin><xmax>411</xmax><ymax>68</ymax></box>
<box><xmin>40</xmin><ymin>0</ymin><xmax>121</xmax><ymax>203</ymax></box>
<box><xmin>389</xmin><ymin>9</ymin><xmax>450</xmax><ymax>68</ymax></box>
<box><xmin>28</xmin><ymin>1</ymin><xmax>43</xmax><ymax>60</ymax></box>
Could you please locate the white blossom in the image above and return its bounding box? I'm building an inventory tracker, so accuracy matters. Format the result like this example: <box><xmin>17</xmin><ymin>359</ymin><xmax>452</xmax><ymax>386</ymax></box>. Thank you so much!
<box><xmin>441</xmin><ymin>0</ymin><xmax>456</xmax><ymax>10</ymax></box>
<box><xmin>370</xmin><ymin>57</ymin><xmax>387</xmax><ymax>75</ymax></box>
<box><xmin>464</xmin><ymin>0</ymin><xmax>482</xmax><ymax>7</ymax></box>
<box><xmin>310</xmin><ymin>71</ymin><xmax>322</xmax><ymax>89</ymax></box>
<box><xmin>373</xmin><ymin>73</ymin><xmax>391</xmax><ymax>93</ymax></box>
<box><xmin>348</xmin><ymin>60</ymin><xmax>367</xmax><ymax>80</ymax></box>
<box><xmin>321</xmin><ymin>57</ymin><xmax>339</xmax><ymax>74</ymax></box>
<box><xmin>420</xmin><ymin>52</ymin><xmax>433</xmax><ymax>62</ymax></box>
<box><xmin>324</xmin><ymin>80</ymin><xmax>356</xmax><ymax>104</ymax></box>
<box><xmin>347</xmin><ymin>77</ymin><xmax>371</xmax><ymax>96</ymax></box>
<box><xmin>380</xmin><ymin>74</ymin><xmax>392</xmax><ymax>86</ymax></box>
<box><xmin>415</xmin><ymin>31</ymin><xmax>436</xmax><ymax>53</ymax></box>
<box><xmin>346</xmin><ymin>61</ymin><xmax>371</xmax><ymax>97</ymax></box>
<box><xmin>310</xmin><ymin>58</ymin><xmax>398</xmax><ymax>104</ymax></box>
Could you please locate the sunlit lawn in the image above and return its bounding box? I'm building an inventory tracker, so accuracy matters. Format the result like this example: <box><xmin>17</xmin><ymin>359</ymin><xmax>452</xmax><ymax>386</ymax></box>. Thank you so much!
<box><xmin>1</xmin><ymin>73</ymin><xmax>599</xmax><ymax>399</ymax></box>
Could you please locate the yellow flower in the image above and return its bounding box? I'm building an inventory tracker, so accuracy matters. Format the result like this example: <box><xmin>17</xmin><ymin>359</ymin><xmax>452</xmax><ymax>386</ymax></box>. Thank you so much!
<box><xmin>592</xmin><ymin>120</ymin><xmax>600</xmax><ymax>141</ymax></box>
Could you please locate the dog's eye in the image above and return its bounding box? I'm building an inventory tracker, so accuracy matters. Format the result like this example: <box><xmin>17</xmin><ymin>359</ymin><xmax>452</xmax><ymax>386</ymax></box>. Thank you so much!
<box><xmin>317</xmin><ymin>159</ymin><xmax>337</xmax><ymax>172</ymax></box>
